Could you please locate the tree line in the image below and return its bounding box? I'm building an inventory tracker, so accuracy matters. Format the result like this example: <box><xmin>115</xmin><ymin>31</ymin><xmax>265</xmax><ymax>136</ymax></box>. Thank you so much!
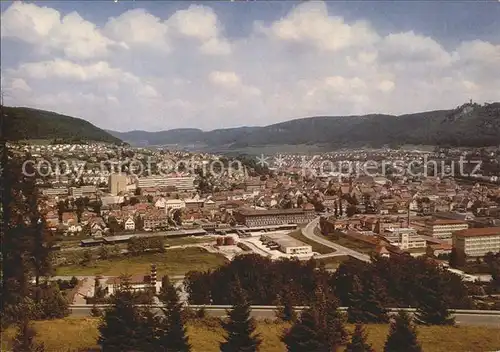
<box><xmin>96</xmin><ymin>273</ymin><xmax>426</xmax><ymax>352</ymax></box>
<box><xmin>2</xmin><ymin>152</ymin><xmax>71</xmax><ymax>351</ymax></box>
<box><xmin>183</xmin><ymin>253</ymin><xmax>471</xmax><ymax>311</ymax></box>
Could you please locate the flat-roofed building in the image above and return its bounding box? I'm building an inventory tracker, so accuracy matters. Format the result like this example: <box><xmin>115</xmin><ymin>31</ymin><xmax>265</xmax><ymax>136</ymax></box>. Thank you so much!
<box><xmin>382</xmin><ymin>227</ymin><xmax>426</xmax><ymax>250</ymax></box>
<box><xmin>42</xmin><ymin>187</ymin><xmax>69</xmax><ymax>196</ymax></box>
<box><xmin>136</xmin><ymin>176</ymin><xmax>195</xmax><ymax>191</ymax></box>
<box><xmin>109</xmin><ymin>174</ymin><xmax>127</xmax><ymax>195</ymax></box>
<box><xmin>452</xmin><ymin>227</ymin><xmax>500</xmax><ymax>258</ymax></box>
<box><xmin>235</xmin><ymin>208</ymin><xmax>316</xmax><ymax>227</ymax></box>
<box><xmin>261</xmin><ymin>233</ymin><xmax>312</xmax><ymax>255</ymax></box>
<box><xmin>424</xmin><ymin>219</ymin><xmax>469</xmax><ymax>240</ymax></box>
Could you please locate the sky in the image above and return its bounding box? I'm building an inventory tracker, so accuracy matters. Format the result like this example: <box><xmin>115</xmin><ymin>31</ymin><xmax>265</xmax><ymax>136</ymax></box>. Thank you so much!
<box><xmin>1</xmin><ymin>1</ymin><xmax>499</xmax><ymax>132</ymax></box>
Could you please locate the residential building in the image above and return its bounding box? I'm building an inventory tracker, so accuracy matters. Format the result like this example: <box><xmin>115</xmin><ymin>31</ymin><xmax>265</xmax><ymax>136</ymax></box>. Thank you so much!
<box><xmin>124</xmin><ymin>217</ymin><xmax>136</xmax><ymax>231</ymax></box>
<box><xmin>109</xmin><ymin>174</ymin><xmax>127</xmax><ymax>195</ymax></box>
<box><xmin>453</xmin><ymin>227</ymin><xmax>500</xmax><ymax>257</ymax></box>
<box><xmin>424</xmin><ymin>219</ymin><xmax>469</xmax><ymax>240</ymax></box>
<box><xmin>165</xmin><ymin>199</ymin><xmax>186</xmax><ymax>210</ymax></box>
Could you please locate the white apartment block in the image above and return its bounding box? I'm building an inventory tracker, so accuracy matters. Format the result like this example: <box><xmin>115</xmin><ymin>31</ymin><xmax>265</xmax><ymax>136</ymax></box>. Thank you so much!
<box><xmin>383</xmin><ymin>228</ymin><xmax>426</xmax><ymax>250</ymax></box>
<box><xmin>453</xmin><ymin>227</ymin><xmax>500</xmax><ymax>257</ymax></box>
<box><xmin>42</xmin><ymin>188</ymin><xmax>69</xmax><ymax>196</ymax></box>
<box><xmin>136</xmin><ymin>176</ymin><xmax>196</xmax><ymax>191</ymax></box>
<box><xmin>425</xmin><ymin>219</ymin><xmax>469</xmax><ymax>240</ymax></box>
<box><xmin>165</xmin><ymin>199</ymin><xmax>186</xmax><ymax>210</ymax></box>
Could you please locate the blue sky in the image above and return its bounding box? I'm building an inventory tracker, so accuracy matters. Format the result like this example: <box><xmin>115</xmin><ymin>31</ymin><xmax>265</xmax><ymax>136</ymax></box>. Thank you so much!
<box><xmin>1</xmin><ymin>1</ymin><xmax>499</xmax><ymax>131</ymax></box>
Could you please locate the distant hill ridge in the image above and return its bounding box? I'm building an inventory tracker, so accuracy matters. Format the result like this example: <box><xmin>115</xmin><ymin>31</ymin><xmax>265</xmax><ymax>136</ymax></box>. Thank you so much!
<box><xmin>3</xmin><ymin>103</ymin><xmax>498</xmax><ymax>148</ymax></box>
<box><xmin>2</xmin><ymin>106</ymin><xmax>122</xmax><ymax>144</ymax></box>
<box><xmin>108</xmin><ymin>102</ymin><xmax>500</xmax><ymax>148</ymax></box>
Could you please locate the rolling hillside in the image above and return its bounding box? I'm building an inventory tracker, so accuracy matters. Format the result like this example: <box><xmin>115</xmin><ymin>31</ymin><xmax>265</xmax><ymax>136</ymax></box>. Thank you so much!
<box><xmin>109</xmin><ymin>102</ymin><xmax>500</xmax><ymax>148</ymax></box>
<box><xmin>2</xmin><ymin>106</ymin><xmax>122</xmax><ymax>144</ymax></box>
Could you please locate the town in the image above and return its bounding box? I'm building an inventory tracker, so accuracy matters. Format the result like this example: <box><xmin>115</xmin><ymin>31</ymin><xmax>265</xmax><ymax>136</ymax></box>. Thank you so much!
<box><xmin>2</xmin><ymin>0</ymin><xmax>500</xmax><ymax>351</ymax></box>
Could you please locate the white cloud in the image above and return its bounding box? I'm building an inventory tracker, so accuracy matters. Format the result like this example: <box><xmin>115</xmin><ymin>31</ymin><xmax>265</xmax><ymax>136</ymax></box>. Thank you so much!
<box><xmin>1</xmin><ymin>1</ymin><xmax>498</xmax><ymax>131</ymax></box>
<box><xmin>166</xmin><ymin>5</ymin><xmax>231</xmax><ymax>55</ymax></box>
<box><xmin>209</xmin><ymin>71</ymin><xmax>241</xmax><ymax>87</ymax></box>
<box><xmin>104</xmin><ymin>9</ymin><xmax>169</xmax><ymax>51</ymax></box>
<box><xmin>1</xmin><ymin>2</ymin><xmax>115</xmax><ymax>59</ymax></box>
<box><xmin>263</xmin><ymin>1</ymin><xmax>379</xmax><ymax>51</ymax></box>
<box><xmin>380</xmin><ymin>31</ymin><xmax>453</xmax><ymax>67</ymax></box>
<box><xmin>378</xmin><ymin>80</ymin><xmax>395</xmax><ymax>93</ymax></box>
<box><xmin>11</xmin><ymin>59</ymin><xmax>139</xmax><ymax>83</ymax></box>
<box><xmin>11</xmin><ymin>78</ymin><xmax>32</xmax><ymax>92</ymax></box>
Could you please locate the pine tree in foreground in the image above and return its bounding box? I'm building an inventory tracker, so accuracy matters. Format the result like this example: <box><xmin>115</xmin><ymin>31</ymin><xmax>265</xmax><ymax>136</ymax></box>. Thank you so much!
<box><xmin>90</xmin><ymin>303</ymin><xmax>102</xmax><ymax>317</ymax></box>
<box><xmin>347</xmin><ymin>275</ymin><xmax>365</xmax><ymax>323</ymax></box>
<box><xmin>282</xmin><ymin>308</ymin><xmax>324</xmax><ymax>352</ymax></box>
<box><xmin>384</xmin><ymin>311</ymin><xmax>422</xmax><ymax>352</ymax></box>
<box><xmin>282</xmin><ymin>287</ymin><xmax>347</xmax><ymax>352</ymax></box>
<box><xmin>316</xmin><ymin>287</ymin><xmax>348</xmax><ymax>351</ymax></box>
<box><xmin>220</xmin><ymin>281</ymin><xmax>261</xmax><ymax>352</ymax></box>
<box><xmin>345</xmin><ymin>324</ymin><xmax>374</xmax><ymax>352</ymax></box>
<box><xmin>415</xmin><ymin>277</ymin><xmax>455</xmax><ymax>326</ymax></box>
<box><xmin>98</xmin><ymin>277</ymin><xmax>153</xmax><ymax>352</ymax></box>
<box><xmin>275</xmin><ymin>288</ymin><xmax>297</xmax><ymax>323</ymax></box>
<box><xmin>12</xmin><ymin>319</ymin><xmax>45</xmax><ymax>352</ymax></box>
<box><xmin>157</xmin><ymin>275</ymin><xmax>191</xmax><ymax>352</ymax></box>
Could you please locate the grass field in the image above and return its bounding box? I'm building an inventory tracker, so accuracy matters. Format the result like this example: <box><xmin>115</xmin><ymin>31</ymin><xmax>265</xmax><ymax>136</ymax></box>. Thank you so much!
<box><xmin>2</xmin><ymin>317</ymin><xmax>499</xmax><ymax>352</ymax></box>
<box><xmin>316</xmin><ymin>255</ymin><xmax>351</xmax><ymax>270</ymax></box>
<box><xmin>165</xmin><ymin>236</ymin><xmax>216</xmax><ymax>246</ymax></box>
<box><xmin>316</xmin><ymin>230</ymin><xmax>374</xmax><ymax>255</ymax></box>
<box><xmin>288</xmin><ymin>230</ymin><xmax>335</xmax><ymax>255</ymax></box>
<box><xmin>55</xmin><ymin>247</ymin><xmax>227</xmax><ymax>276</ymax></box>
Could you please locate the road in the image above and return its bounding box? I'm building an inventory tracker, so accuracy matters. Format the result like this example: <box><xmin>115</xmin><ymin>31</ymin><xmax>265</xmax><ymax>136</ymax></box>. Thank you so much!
<box><xmin>69</xmin><ymin>305</ymin><xmax>500</xmax><ymax>327</ymax></box>
<box><xmin>302</xmin><ymin>217</ymin><xmax>371</xmax><ymax>262</ymax></box>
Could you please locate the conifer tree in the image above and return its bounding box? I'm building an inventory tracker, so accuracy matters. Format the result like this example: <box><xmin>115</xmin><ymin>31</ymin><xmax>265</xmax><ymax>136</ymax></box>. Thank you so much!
<box><xmin>347</xmin><ymin>275</ymin><xmax>365</xmax><ymax>323</ymax></box>
<box><xmin>35</xmin><ymin>282</ymin><xmax>70</xmax><ymax>320</ymax></box>
<box><xmin>156</xmin><ymin>275</ymin><xmax>191</xmax><ymax>352</ymax></box>
<box><xmin>348</xmin><ymin>275</ymin><xmax>388</xmax><ymax>324</ymax></box>
<box><xmin>318</xmin><ymin>288</ymin><xmax>348</xmax><ymax>351</ymax></box>
<box><xmin>283</xmin><ymin>287</ymin><xmax>347</xmax><ymax>352</ymax></box>
<box><xmin>275</xmin><ymin>288</ymin><xmax>297</xmax><ymax>323</ymax></box>
<box><xmin>220</xmin><ymin>280</ymin><xmax>261</xmax><ymax>352</ymax></box>
<box><xmin>1</xmin><ymin>153</ymin><xmax>53</xmax><ymax>324</ymax></box>
<box><xmin>361</xmin><ymin>276</ymin><xmax>389</xmax><ymax>323</ymax></box>
<box><xmin>90</xmin><ymin>303</ymin><xmax>102</xmax><ymax>317</ymax></box>
<box><xmin>415</xmin><ymin>276</ymin><xmax>455</xmax><ymax>326</ymax></box>
<box><xmin>345</xmin><ymin>324</ymin><xmax>374</xmax><ymax>352</ymax></box>
<box><xmin>282</xmin><ymin>308</ymin><xmax>324</xmax><ymax>352</ymax></box>
<box><xmin>384</xmin><ymin>311</ymin><xmax>422</xmax><ymax>352</ymax></box>
<box><xmin>12</xmin><ymin>318</ymin><xmax>45</xmax><ymax>352</ymax></box>
<box><xmin>98</xmin><ymin>276</ymin><xmax>153</xmax><ymax>351</ymax></box>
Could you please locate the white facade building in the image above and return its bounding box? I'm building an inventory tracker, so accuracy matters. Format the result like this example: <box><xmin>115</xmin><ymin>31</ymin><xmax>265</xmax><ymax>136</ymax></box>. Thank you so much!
<box><xmin>136</xmin><ymin>176</ymin><xmax>196</xmax><ymax>191</ymax></box>
<box><xmin>425</xmin><ymin>219</ymin><xmax>469</xmax><ymax>240</ymax></box>
<box><xmin>453</xmin><ymin>227</ymin><xmax>500</xmax><ymax>257</ymax></box>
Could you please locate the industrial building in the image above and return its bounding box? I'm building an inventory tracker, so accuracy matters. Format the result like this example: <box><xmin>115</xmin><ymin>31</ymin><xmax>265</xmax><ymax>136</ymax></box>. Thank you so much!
<box><xmin>261</xmin><ymin>233</ymin><xmax>312</xmax><ymax>255</ymax></box>
<box><xmin>382</xmin><ymin>227</ymin><xmax>427</xmax><ymax>250</ymax></box>
<box><xmin>234</xmin><ymin>208</ymin><xmax>316</xmax><ymax>227</ymax></box>
<box><xmin>109</xmin><ymin>173</ymin><xmax>127</xmax><ymax>195</ymax></box>
<box><xmin>135</xmin><ymin>176</ymin><xmax>196</xmax><ymax>191</ymax></box>
<box><xmin>452</xmin><ymin>227</ymin><xmax>500</xmax><ymax>257</ymax></box>
<box><xmin>424</xmin><ymin>219</ymin><xmax>469</xmax><ymax>240</ymax></box>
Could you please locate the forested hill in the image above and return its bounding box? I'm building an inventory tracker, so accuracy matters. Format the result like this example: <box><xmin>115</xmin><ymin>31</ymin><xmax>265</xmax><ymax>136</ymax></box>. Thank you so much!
<box><xmin>2</xmin><ymin>106</ymin><xmax>123</xmax><ymax>144</ymax></box>
<box><xmin>109</xmin><ymin>102</ymin><xmax>500</xmax><ymax>148</ymax></box>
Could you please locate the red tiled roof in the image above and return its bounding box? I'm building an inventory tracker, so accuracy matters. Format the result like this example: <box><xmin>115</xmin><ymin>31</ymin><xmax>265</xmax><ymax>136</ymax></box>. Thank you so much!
<box><xmin>454</xmin><ymin>227</ymin><xmax>500</xmax><ymax>238</ymax></box>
